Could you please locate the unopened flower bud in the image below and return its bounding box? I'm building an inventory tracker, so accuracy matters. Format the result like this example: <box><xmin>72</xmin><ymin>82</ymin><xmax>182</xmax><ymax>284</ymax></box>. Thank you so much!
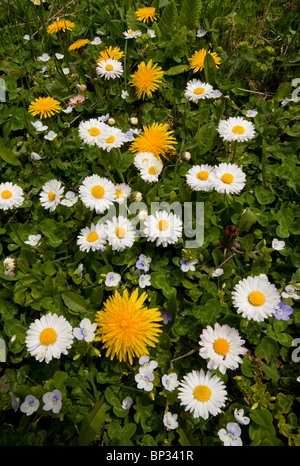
<box><xmin>130</xmin><ymin>117</ymin><xmax>138</xmax><ymax>125</ymax></box>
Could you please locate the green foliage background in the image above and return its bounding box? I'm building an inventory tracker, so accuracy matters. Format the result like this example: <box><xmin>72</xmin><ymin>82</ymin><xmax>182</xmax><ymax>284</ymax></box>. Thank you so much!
<box><xmin>0</xmin><ymin>0</ymin><xmax>299</xmax><ymax>446</ymax></box>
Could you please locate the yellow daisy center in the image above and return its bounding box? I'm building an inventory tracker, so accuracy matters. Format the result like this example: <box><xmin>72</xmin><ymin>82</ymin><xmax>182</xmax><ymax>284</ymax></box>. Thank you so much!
<box><xmin>88</xmin><ymin>127</ymin><xmax>100</xmax><ymax>137</ymax></box>
<box><xmin>115</xmin><ymin>189</ymin><xmax>123</xmax><ymax>198</ymax></box>
<box><xmin>105</xmin><ymin>64</ymin><xmax>114</xmax><ymax>71</ymax></box>
<box><xmin>91</xmin><ymin>185</ymin><xmax>105</xmax><ymax>199</ymax></box>
<box><xmin>148</xmin><ymin>165</ymin><xmax>158</xmax><ymax>175</ymax></box>
<box><xmin>39</xmin><ymin>328</ymin><xmax>57</xmax><ymax>346</ymax></box>
<box><xmin>221</xmin><ymin>173</ymin><xmax>234</xmax><ymax>184</ymax></box>
<box><xmin>48</xmin><ymin>191</ymin><xmax>56</xmax><ymax>201</ymax></box>
<box><xmin>213</xmin><ymin>338</ymin><xmax>230</xmax><ymax>356</ymax></box>
<box><xmin>116</xmin><ymin>227</ymin><xmax>126</xmax><ymax>239</ymax></box>
<box><xmin>86</xmin><ymin>232</ymin><xmax>99</xmax><ymax>242</ymax></box>
<box><xmin>194</xmin><ymin>87</ymin><xmax>205</xmax><ymax>95</ymax></box>
<box><xmin>197</xmin><ymin>170</ymin><xmax>209</xmax><ymax>180</ymax></box>
<box><xmin>248</xmin><ymin>291</ymin><xmax>265</xmax><ymax>306</ymax></box>
<box><xmin>158</xmin><ymin>219</ymin><xmax>169</xmax><ymax>231</ymax></box>
<box><xmin>193</xmin><ymin>385</ymin><xmax>212</xmax><ymax>402</ymax></box>
<box><xmin>232</xmin><ymin>125</ymin><xmax>245</xmax><ymax>134</ymax></box>
<box><xmin>105</xmin><ymin>135</ymin><xmax>115</xmax><ymax>144</ymax></box>
<box><xmin>1</xmin><ymin>190</ymin><xmax>12</xmax><ymax>199</ymax></box>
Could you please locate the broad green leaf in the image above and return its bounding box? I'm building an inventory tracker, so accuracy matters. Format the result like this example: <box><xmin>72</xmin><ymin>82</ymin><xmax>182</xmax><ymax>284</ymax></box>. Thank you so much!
<box><xmin>61</xmin><ymin>291</ymin><xmax>90</xmax><ymax>315</ymax></box>
<box><xmin>0</xmin><ymin>147</ymin><xmax>21</xmax><ymax>166</ymax></box>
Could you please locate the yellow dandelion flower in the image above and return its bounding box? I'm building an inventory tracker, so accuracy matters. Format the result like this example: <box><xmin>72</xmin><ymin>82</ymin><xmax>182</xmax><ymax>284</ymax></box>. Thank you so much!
<box><xmin>97</xmin><ymin>46</ymin><xmax>124</xmax><ymax>63</ymax></box>
<box><xmin>68</xmin><ymin>39</ymin><xmax>90</xmax><ymax>51</ymax></box>
<box><xmin>135</xmin><ymin>6</ymin><xmax>158</xmax><ymax>23</ymax></box>
<box><xmin>129</xmin><ymin>59</ymin><xmax>164</xmax><ymax>100</ymax></box>
<box><xmin>28</xmin><ymin>97</ymin><xmax>62</xmax><ymax>119</ymax></box>
<box><xmin>47</xmin><ymin>19</ymin><xmax>75</xmax><ymax>35</ymax></box>
<box><xmin>188</xmin><ymin>48</ymin><xmax>221</xmax><ymax>73</ymax></box>
<box><xmin>130</xmin><ymin>122</ymin><xmax>177</xmax><ymax>160</ymax></box>
<box><xmin>94</xmin><ymin>289</ymin><xmax>163</xmax><ymax>365</ymax></box>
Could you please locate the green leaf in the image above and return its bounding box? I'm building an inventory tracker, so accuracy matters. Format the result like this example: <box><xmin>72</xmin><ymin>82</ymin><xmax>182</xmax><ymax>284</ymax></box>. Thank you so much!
<box><xmin>78</xmin><ymin>397</ymin><xmax>110</xmax><ymax>446</ymax></box>
<box><xmin>163</xmin><ymin>26</ymin><xmax>186</xmax><ymax>58</ymax></box>
<box><xmin>61</xmin><ymin>291</ymin><xmax>90</xmax><ymax>315</ymax></box>
<box><xmin>255</xmin><ymin>186</ymin><xmax>275</xmax><ymax>204</ymax></box>
<box><xmin>254</xmin><ymin>336</ymin><xmax>279</xmax><ymax>362</ymax></box>
<box><xmin>178</xmin><ymin>0</ymin><xmax>202</xmax><ymax>30</ymax></box>
<box><xmin>164</xmin><ymin>64</ymin><xmax>189</xmax><ymax>76</ymax></box>
<box><xmin>204</xmin><ymin>52</ymin><xmax>217</xmax><ymax>85</ymax></box>
<box><xmin>0</xmin><ymin>147</ymin><xmax>21</xmax><ymax>166</ymax></box>
<box><xmin>158</xmin><ymin>0</ymin><xmax>178</xmax><ymax>35</ymax></box>
<box><xmin>273</xmin><ymin>82</ymin><xmax>292</xmax><ymax>102</ymax></box>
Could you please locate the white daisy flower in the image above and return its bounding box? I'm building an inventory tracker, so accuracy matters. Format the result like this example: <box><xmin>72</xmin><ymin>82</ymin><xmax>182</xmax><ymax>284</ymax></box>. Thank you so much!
<box><xmin>0</xmin><ymin>182</ymin><xmax>24</xmax><ymax>211</ymax></box>
<box><xmin>184</xmin><ymin>79</ymin><xmax>214</xmax><ymax>102</ymax></box>
<box><xmin>199</xmin><ymin>323</ymin><xmax>248</xmax><ymax>374</ymax></box>
<box><xmin>186</xmin><ymin>164</ymin><xmax>215</xmax><ymax>191</ymax></box>
<box><xmin>105</xmin><ymin>216</ymin><xmax>136</xmax><ymax>252</ymax></box>
<box><xmin>123</xmin><ymin>29</ymin><xmax>142</xmax><ymax>39</ymax></box>
<box><xmin>121</xmin><ymin>397</ymin><xmax>133</xmax><ymax>410</ymax></box>
<box><xmin>211</xmin><ymin>163</ymin><xmax>246</xmax><ymax>194</ymax></box>
<box><xmin>272</xmin><ymin>238</ymin><xmax>285</xmax><ymax>251</ymax></box>
<box><xmin>68</xmin><ymin>94</ymin><xmax>86</xmax><ymax>107</ymax></box>
<box><xmin>177</xmin><ymin>369</ymin><xmax>227</xmax><ymax>420</ymax></box>
<box><xmin>105</xmin><ymin>272</ymin><xmax>121</xmax><ymax>287</ymax></box>
<box><xmin>24</xmin><ymin>234</ymin><xmax>42</xmax><ymax>246</ymax></box>
<box><xmin>76</xmin><ymin>222</ymin><xmax>107</xmax><ymax>252</ymax></box>
<box><xmin>20</xmin><ymin>395</ymin><xmax>39</xmax><ymax>416</ymax></box>
<box><xmin>60</xmin><ymin>191</ymin><xmax>78</xmax><ymax>206</ymax></box>
<box><xmin>161</xmin><ymin>373</ymin><xmax>180</xmax><ymax>392</ymax></box>
<box><xmin>39</xmin><ymin>179</ymin><xmax>64</xmax><ymax>212</ymax></box>
<box><xmin>281</xmin><ymin>285</ymin><xmax>299</xmax><ymax>300</ymax></box>
<box><xmin>42</xmin><ymin>390</ymin><xmax>62</xmax><ymax>413</ymax></box>
<box><xmin>143</xmin><ymin>210</ymin><xmax>183</xmax><ymax>247</ymax></box>
<box><xmin>234</xmin><ymin>408</ymin><xmax>250</xmax><ymax>425</ymax></box>
<box><xmin>133</xmin><ymin>151</ymin><xmax>156</xmax><ymax>170</ymax></box>
<box><xmin>218</xmin><ymin>422</ymin><xmax>242</xmax><ymax>446</ymax></box>
<box><xmin>163</xmin><ymin>412</ymin><xmax>178</xmax><ymax>430</ymax></box>
<box><xmin>78</xmin><ymin>174</ymin><xmax>116</xmax><ymax>214</ymax></box>
<box><xmin>114</xmin><ymin>183</ymin><xmax>132</xmax><ymax>204</ymax></box>
<box><xmin>78</xmin><ymin>119</ymin><xmax>110</xmax><ymax>146</ymax></box>
<box><xmin>232</xmin><ymin>275</ymin><xmax>280</xmax><ymax>322</ymax></box>
<box><xmin>25</xmin><ymin>313</ymin><xmax>73</xmax><ymax>364</ymax></box>
<box><xmin>139</xmin><ymin>274</ymin><xmax>151</xmax><ymax>288</ymax></box>
<box><xmin>73</xmin><ymin>318</ymin><xmax>97</xmax><ymax>342</ymax></box>
<box><xmin>135</xmin><ymin>370</ymin><xmax>154</xmax><ymax>392</ymax></box>
<box><xmin>98</xmin><ymin>126</ymin><xmax>127</xmax><ymax>152</ymax></box>
<box><xmin>3</xmin><ymin>257</ymin><xmax>15</xmax><ymax>272</ymax></box>
<box><xmin>96</xmin><ymin>58</ymin><xmax>123</xmax><ymax>80</ymax></box>
<box><xmin>217</xmin><ymin>116</ymin><xmax>256</xmax><ymax>142</ymax></box>
<box><xmin>139</xmin><ymin>158</ymin><xmax>163</xmax><ymax>183</ymax></box>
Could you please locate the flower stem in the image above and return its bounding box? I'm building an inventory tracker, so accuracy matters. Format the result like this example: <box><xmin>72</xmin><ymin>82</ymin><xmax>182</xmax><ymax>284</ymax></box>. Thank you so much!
<box><xmin>195</xmin><ymin>100</ymin><xmax>202</xmax><ymax>139</ymax></box>
<box><xmin>96</xmin><ymin>146</ymin><xmax>116</xmax><ymax>183</ymax></box>
<box><xmin>231</xmin><ymin>140</ymin><xmax>237</xmax><ymax>163</ymax></box>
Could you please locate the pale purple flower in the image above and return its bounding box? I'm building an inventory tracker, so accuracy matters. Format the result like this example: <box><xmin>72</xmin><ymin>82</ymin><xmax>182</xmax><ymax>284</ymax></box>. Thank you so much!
<box><xmin>274</xmin><ymin>301</ymin><xmax>293</xmax><ymax>321</ymax></box>
<box><xmin>281</xmin><ymin>285</ymin><xmax>299</xmax><ymax>300</ymax></box>
<box><xmin>139</xmin><ymin>274</ymin><xmax>151</xmax><ymax>288</ymax></box>
<box><xmin>73</xmin><ymin>318</ymin><xmax>97</xmax><ymax>342</ymax></box>
<box><xmin>20</xmin><ymin>395</ymin><xmax>39</xmax><ymax>416</ymax></box>
<box><xmin>218</xmin><ymin>422</ymin><xmax>242</xmax><ymax>446</ymax></box>
<box><xmin>105</xmin><ymin>272</ymin><xmax>121</xmax><ymax>287</ymax></box>
<box><xmin>161</xmin><ymin>373</ymin><xmax>179</xmax><ymax>392</ymax></box>
<box><xmin>163</xmin><ymin>412</ymin><xmax>178</xmax><ymax>430</ymax></box>
<box><xmin>121</xmin><ymin>396</ymin><xmax>133</xmax><ymax>409</ymax></box>
<box><xmin>246</xmin><ymin>110</ymin><xmax>258</xmax><ymax>117</ymax></box>
<box><xmin>160</xmin><ymin>310</ymin><xmax>172</xmax><ymax>325</ymax></box>
<box><xmin>180</xmin><ymin>259</ymin><xmax>197</xmax><ymax>272</ymax></box>
<box><xmin>136</xmin><ymin>254</ymin><xmax>151</xmax><ymax>272</ymax></box>
<box><xmin>135</xmin><ymin>370</ymin><xmax>154</xmax><ymax>391</ymax></box>
<box><xmin>196</xmin><ymin>29</ymin><xmax>207</xmax><ymax>38</ymax></box>
<box><xmin>42</xmin><ymin>389</ymin><xmax>62</xmax><ymax>413</ymax></box>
